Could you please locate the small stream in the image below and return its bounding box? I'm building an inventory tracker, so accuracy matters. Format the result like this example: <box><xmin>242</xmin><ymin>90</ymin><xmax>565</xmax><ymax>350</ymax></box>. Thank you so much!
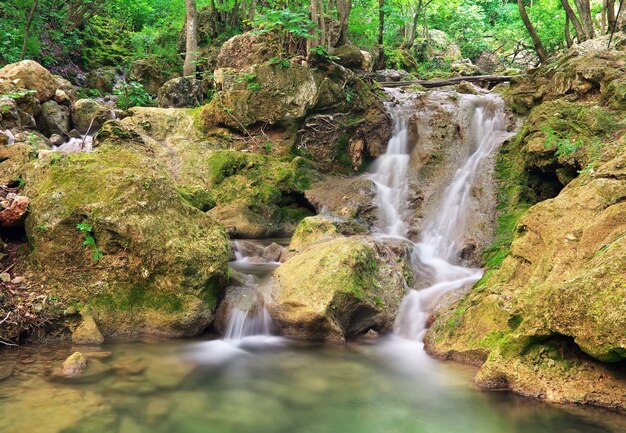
<box><xmin>1</xmin><ymin>90</ymin><xmax>624</xmax><ymax>432</ymax></box>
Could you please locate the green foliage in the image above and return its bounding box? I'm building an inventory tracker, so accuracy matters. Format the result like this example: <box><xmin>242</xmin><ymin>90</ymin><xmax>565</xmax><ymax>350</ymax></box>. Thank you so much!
<box><xmin>76</xmin><ymin>222</ymin><xmax>104</xmax><ymax>262</ymax></box>
<box><xmin>269</xmin><ymin>55</ymin><xmax>291</xmax><ymax>69</ymax></box>
<box><xmin>114</xmin><ymin>81</ymin><xmax>153</xmax><ymax>110</ymax></box>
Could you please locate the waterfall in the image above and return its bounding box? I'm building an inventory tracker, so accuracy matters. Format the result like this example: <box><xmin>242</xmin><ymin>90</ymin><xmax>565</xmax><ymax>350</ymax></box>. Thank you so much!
<box><xmin>368</xmin><ymin>90</ymin><xmax>416</xmax><ymax>239</ymax></box>
<box><xmin>371</xmin><ymin>89</ymin><xmax>509</xmax><ymax>343</ymax></box>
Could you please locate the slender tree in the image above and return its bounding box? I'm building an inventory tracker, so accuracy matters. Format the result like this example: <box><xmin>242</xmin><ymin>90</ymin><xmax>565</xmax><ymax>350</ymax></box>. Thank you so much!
<box><xmin>184</xmin><ymin>0</ymin><xmax>198</xmax><ymax>76</ymax></box>
<box><xmin>517</xmin><ymin>0</ymin><xmax>548</xmax><ymax>63</ymax></box>
<box><xmin>335</xmin><ymin>0</ymin><xmax>352</xmax><ymax>46</ymax></box>
<box><xmin>20</xmin><ymin>0</ymin><xmax>38</xmax><ymax>61</ymax></box>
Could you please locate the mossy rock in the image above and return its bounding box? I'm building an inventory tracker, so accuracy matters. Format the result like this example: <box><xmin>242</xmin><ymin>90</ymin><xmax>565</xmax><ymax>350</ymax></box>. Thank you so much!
<box><xmin>269</xmin><ymin>236</ymin><xmax>409</xmax><ymax>343</ymax></box>
<box><xmin>426</xmin><ymin>136</ymin><xmax>626</xmax><ymax>409</ymax></box>
<box><xmin>23</xmin><ymin>144</ymin><xmax>230</xmax><ymax>338</ymax></box>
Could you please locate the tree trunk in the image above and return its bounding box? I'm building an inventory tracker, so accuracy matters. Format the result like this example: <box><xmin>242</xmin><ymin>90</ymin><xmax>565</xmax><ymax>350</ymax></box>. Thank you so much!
<box><xmin>561</xmin><ymin>0</ymin><xmax>586</xmax><ymax>42</ymax></box>
<box><xmin>606</xmin><ymin>0</ymin><xmax>617</xmax><ymax>32</ymax></box>
<box><xmin>565</xmin><ymin>15</ymin><xmax>574</xmax><ymax>47</ymax></box>
<box><xmin>404</xmin><ymin>1</ymin><xmax>422</xmax><ymax>50</ymax></box>
<box><xmin>184</xmin><ymin>0</ymin><xmax>198</xmax><ymax>77</ymax></box>
<box><xmin>574</xmin><ymin>0</ymin><xmax>595</xmax><ymax>39</ymax></box>
<box><xmin>20</xmin><ymin>0</ymin><xmax>38</xmax><ymax>61</ymax></box>
<box><xmin>517</xmin><ymin>0</ymin><xmax>548</xmax><ymax>63</ymax></box>
<box><xmin>335</xmin><ymin>0</ymin><xmax>352</xmax><ymax>47</ymax></box>
<box><xmin>378</xmin><ymin>75</ymin><xmax>517</xmax><ymax>88</ymax></box>
<box><xmin>308</xmin><ymin>0</ymin><xmax>322</xmax><ymax>54</ymax></box>
<box><xmin>378</xmin><ymin>0</ymin><xmax>384</xmax><ymax>46</ymax></box>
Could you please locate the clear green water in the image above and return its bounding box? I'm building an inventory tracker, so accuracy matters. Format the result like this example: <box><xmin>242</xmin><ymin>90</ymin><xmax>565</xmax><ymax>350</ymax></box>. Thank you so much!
<box><xmin>0</xmin><ymin>337</ymin><xmax>624</xmax><ymax>433</ymax></box>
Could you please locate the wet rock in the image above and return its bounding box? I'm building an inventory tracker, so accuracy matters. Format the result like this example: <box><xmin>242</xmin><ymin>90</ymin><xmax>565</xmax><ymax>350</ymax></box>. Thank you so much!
<box><xmin>0</xmin><ymin>194</ymin><xmax>29</xmax><ymax>228</ymax></box>
<box><xmin>72</xmin><ymin>314</ymin><xmax>105</xmax><ymax>345</ymax></box>
<box><xmin>71</xmin><ymin>99</ymin><xmax>114</xmax><ymax>134</ymax></box>
<box><xmin>130</xmin><ymin>57</ymin><xmax>172</xmax><ymax>95</ymax></box>
<box><xmin>85</xmin><ymin>67</ymin><xmax>117</xmax><ymax>94</ymax></box>
<box><xmin>0</xmin><ymin>60</ymin><xmax>57</xmax><ymax>102</ymax></box>
<box><xmin>330</xmin><ymin>45</ymin><xmax>366</xmax><ymax>69</ymax></box>
<box><xmin>263</xmin><ymin>242</ymin><xmax>284</xmax><ymax>262</ymax></box>
<box><xmin>39</xmin><ymin>99</ymin><xmax>70</xmax><ymax>136</ymax></box>
<box><xmin>0</xmin><ymin>365</ymin><xmax>14</xmax><ymax>381</ymax></box>
<box><xmin>24</xmin><ymin>141</ymin><xmax>230</xmax><ymax>338</ymax></box>
<box><xmin>456</xmin><ymin>81</ymin><xmax>478</xmax><ymax>95</ymax></box>
<box><xmin>269</xmin><ymin>236</ymin><xmax>409</xmax><ymax>343</ymax></box>
<box><xmin>157</xmin><ymin>77</ymin><xmax>204</xmax><ymax>108</ymax></box>
<box><xmin>62</xmin><ymin>352</ymin><xmax>88</xmax><ymax>377</ymax></box>
<box><xmin>0</xmin><ymin>97</ymin><xmax>21</xmax><ymax>129</ymax></box>
<box><xmin>49</xmin><ymin>134</ymin><xmax>64</xmax><ymax>147</ymax></box>
<box><xmin>54</xmin><ymin>89</ymin><xmax>72</xmax><ymax>106</ymax></box>
<box><xmin>233</xmin><ymin>240</ymin><xmax>265</xmax><ymax>258</ymax></box>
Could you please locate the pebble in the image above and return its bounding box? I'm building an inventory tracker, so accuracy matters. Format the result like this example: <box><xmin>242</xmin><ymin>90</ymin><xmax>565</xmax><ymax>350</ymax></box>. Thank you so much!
<box><xmin>0</xmin><ymin>272</ymin><xmax>11</xmax><ymax>283</ymax></box>
<box><xmin>11</xmin><ymin>276</ymin><xmax>24</xmax><ymax>284</ymax></box>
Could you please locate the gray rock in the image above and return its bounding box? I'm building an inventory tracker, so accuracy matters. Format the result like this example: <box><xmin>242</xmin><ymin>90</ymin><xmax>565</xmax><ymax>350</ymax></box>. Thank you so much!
<box><xmin>71</xmin><ymin>99</ymin><xmax>114</xmax><ymax>134</ymax></box>
<box><xmin>40</xmin><ymin>100</ymin><xmax>70</xmax><ymax>136</ymax></box>
<box><xmin>157</xmin><ymin>77</ymin><xmax>204</xmax><ymax>108</ymax></box>
<box><xmin>50</xmin><ymin>134</ymin><xmax>65</xmax><ymax>147</ymax></box>
<box><xmin>61</xmin><ymin>352</ymin><xmax>88</xmax><ymax>377</ymax></box>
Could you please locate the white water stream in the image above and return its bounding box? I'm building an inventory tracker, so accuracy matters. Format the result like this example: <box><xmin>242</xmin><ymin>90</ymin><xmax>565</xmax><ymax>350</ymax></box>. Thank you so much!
<box><xmin>372</xmin><ymin>89</ymin><xmax>509</xmax><ymax>343</ymax></box>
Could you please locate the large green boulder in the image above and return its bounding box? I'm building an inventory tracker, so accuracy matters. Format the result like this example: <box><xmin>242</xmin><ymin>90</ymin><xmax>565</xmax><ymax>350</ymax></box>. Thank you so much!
<box><xmin>113</xmin><ymin>110</ymin><xmax>317</xmax><ymax>238</ymax></box>
<box><xmin>425</xmin><ymin>137</ymin><xmax>626</xmax><ymax>410</ymax></box>
<box><xmin>269</xmin><ymin>237</ymin><xmax>409</xmax><ymax>343</ymax></box>
<box><xmin>23</xmin><ymin>143</ymin><xmax>231</xmax><ymax>337</ymax></box>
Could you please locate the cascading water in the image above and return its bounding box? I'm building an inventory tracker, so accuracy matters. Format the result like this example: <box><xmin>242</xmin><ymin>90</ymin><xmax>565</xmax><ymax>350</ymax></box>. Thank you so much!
<box><xmin>371</xmin><ymin>89</ymin><xmax>509</xmax><ymax>345</ymax></box>
<box><xmin>368</xmin><ymin>90</ymin><xmax>416</xmax><ymax>239</ymax></box>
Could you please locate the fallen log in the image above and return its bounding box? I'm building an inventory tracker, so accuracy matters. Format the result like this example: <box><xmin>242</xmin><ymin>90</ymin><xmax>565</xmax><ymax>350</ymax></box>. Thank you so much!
<box><xmin>378</xmin><ymin>75</ymin><xmax>522</xmax><ymax>88</ymax></box>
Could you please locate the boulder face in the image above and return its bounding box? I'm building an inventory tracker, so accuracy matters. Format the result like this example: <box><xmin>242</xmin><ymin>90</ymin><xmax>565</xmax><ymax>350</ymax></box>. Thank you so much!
<box><xmin>216</xmin><ymin>32</ymin><xmax>279</xmax><ymax>70</ymax></box>
<box><xmin>113</xmin><ymin>109</ymin><xmax>316</xmax><ymax>239</ymax></box>
<box><xmin>23</xmin><ymin>143</ymin><xmax>231</xmax><ymax>337</ymax></box>
<box><xmin>39</xmin><ymin>100</ymin><xmax>70</xmax><ymax>137</ymax></box>
<box><xmin>268</xmin><ymin>236</ymin><xmax>409</xmax><ymax>343</ymax></box>
<box><xmin>71</xmin><ymin>99</ymin><xmax>114</xmax><ymax>134</ymax></box>
<box><xmin>330</xmin><ymin>45</ymin><xmax>366</xmax><ymax>69</ymax></box>
<box><xmin>505</xmin><ymin>48</ymin><xmax>626</xmax><ymax>115</ymax></box>
<box><xmin>157</xmin><ymin>77</ymin><xmax>204</xmax><ymax>108</ymax></box>
<box><xmin>0</xmin><ymin>60</ymin><xmax>58</xmax><ymax>102</ymax></box>
<box><xmin>202</xmin><ymin>63</ymin><xmax>319</xmax><ymax>129</ymax></box>
<box><xmin>129</xmin><ymin>58</ymin><xmax>173</xmax><ymax>95</ymax></box>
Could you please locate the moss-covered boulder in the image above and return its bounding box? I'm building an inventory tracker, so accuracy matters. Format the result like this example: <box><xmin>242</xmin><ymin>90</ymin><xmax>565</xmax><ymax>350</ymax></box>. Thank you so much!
<box><xmin>426</xmin><ymin>136</ymin><xmax>626</xmax><ymax>409</ymax></box>
<box><xmin>269</xmin><ymin>237</ymin><xmax>409</xmax><ymax>343</ymax></box>
<box><xmin>23</xmin><ymin>143</ymin><xmax>230</xmax><ymax>338</ymax></box>
<box><xmin>288</xmin><ymin>214</ymin><xmax>369</xmax><ymax>253</ymax></box>
<box><xmin>202</xmin><ymin>64</ymin><xmax>321</xmax><ymax>130</ymax></box>
<box><xmin>115</xmin><ymin>109</ymin><xmax>317</xmax><ymax>238</ymax></box>
<box><xmin>85</xmin><ymin>67</ymin><xmax>117</xmax><ymax>95</ymax></box>
<box><xmin>129</xmin><ymin>57</ymin><xmax>174</xmax><ymax>96</ymax></box>
<box><xmin>330</xmin><ymin>45</ymin><xmax>366</xmax><ymax>69</ymax></box>
<box><xmin>204</xmin><ymin>151</ymin><xmax>315</xmax><ymax>238</ymax></box>
<box><xmin>0</xmin><ymin>60</ymin><xmax>57</xmax><ymax>102</ymax></box>
<box><xmin>506</xmin><ymin>49</ymin><xmax>626</xmax><ymax>114</ymax></box>
<box><xmin>71</xmin><ymin>99</ymin><xmax>114</xmax><ymax>134</ymax></box>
